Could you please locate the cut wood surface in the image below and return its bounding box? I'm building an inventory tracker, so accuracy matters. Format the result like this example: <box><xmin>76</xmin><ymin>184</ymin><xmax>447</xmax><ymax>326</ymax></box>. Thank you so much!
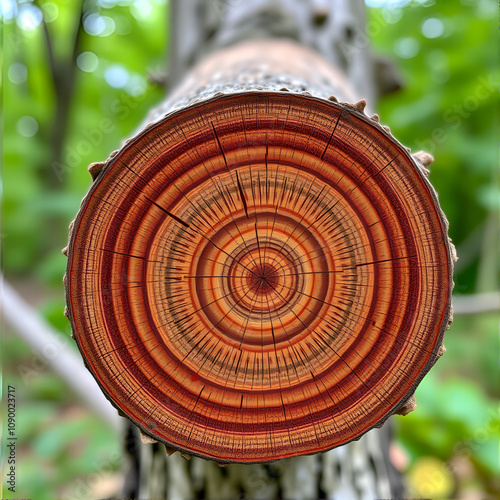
<box><xmin>64</xmin><ymin>40</ymin><xmax>454</xmax><ymax>464</ymax></box>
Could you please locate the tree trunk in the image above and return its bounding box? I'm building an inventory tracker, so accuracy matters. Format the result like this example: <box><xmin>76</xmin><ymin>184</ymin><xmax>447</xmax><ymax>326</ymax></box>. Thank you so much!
<box><xmin>121</xmin><ymin>419</ymin><xmax>404</xmax><ymax>499</ymax></box>
<box><xmin>64</xmin><ymin>1</ymin><xmax>454</xmax><ymax>498</ymax></box>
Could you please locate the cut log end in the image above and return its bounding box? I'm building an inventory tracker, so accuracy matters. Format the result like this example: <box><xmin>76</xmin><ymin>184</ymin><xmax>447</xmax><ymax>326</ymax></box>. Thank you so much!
<box><xmin>64</xmin><ymin>89</ymin><xmax>453</xmax><ymax>463</ymax></box>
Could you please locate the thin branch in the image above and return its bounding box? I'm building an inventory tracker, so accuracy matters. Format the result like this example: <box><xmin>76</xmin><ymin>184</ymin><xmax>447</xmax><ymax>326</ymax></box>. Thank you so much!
<box><xmin>452</xmin><ymin>292</ymin><xmax>499</xmax><ymax>316</ymax></box>
<box><xmin>42</xmin><ymin>20</ymin><xmax>59</xmax><ymax>87</ymax></box>
<box><xmin>453</xmin><ymin>221</ymin><xmax>485</xmax><ymax>274</ymax></box>
<box><xmin>1</xmin><ymin>279</ymin><xmax>121</xmax><ymax>431</ymax></box>
<box><xmin>70</xmin><ymin>0</ymin><xmax>87</xmax><ymax>65</ymax></box>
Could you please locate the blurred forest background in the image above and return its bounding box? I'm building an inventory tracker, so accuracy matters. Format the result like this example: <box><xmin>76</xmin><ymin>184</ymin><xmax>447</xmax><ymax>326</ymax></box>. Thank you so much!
<box><xmin>1</xmin><ymin>0</ymin><xmax>498</xmax><ymax>499</ymax></box>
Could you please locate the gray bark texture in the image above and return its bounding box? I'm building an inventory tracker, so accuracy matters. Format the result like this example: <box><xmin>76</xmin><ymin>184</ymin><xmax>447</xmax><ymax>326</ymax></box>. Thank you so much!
<box><xmin>167</xmin><ymin>0</ymin><xmax>402</xmax><ymax>111</ymax></box>
<box><xmin>121</xmin><ymin>420</ymin><xmax>404</xmax><ymax>499</ymax></box>
<box><xmin>116</xmin><ymin>1</ymin><xmax>406</xmax><ymax>499</ymax></box>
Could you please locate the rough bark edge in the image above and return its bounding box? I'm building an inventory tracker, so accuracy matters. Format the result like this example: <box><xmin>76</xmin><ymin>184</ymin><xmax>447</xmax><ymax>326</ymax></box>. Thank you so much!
<box><xmin>63</xmin><ymin>89</ymin><xmax>456</xmax><ymax>464</ymax></box>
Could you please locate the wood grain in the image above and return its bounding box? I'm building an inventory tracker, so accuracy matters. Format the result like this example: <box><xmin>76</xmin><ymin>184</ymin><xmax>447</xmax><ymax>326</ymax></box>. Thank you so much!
<box><xmin>65</xmin><ymin>92</ymin><xmax>453</xmax><ymax>463</ymax></box>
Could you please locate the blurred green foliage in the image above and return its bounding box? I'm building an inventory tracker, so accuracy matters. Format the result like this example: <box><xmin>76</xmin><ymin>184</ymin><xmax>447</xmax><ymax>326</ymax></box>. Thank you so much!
<box><xmin>3</xmin><ymin>0</ymin><xmax>167</xmax><ymax>281</ymax></box>
<box><xmin>3</xmin><ymin>334</ymin><xmax>123</xmax><ymax>500</ymax></box>
<box><xmin>1</xmin><ymin>0</ymin><xmax>498</xmax><ymax>499</ymax></box>
<box><xmin>368</xmin><ymin>0</ymin><xmax>498</xmax><ymax>295</ymax></box>
<box><xmin>367</xmin><ymin>1</ymin><xmax>499</xmax><ymax>497</ymax></box>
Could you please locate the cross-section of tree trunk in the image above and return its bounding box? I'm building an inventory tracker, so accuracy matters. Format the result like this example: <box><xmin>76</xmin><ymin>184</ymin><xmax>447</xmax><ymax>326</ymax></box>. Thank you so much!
<box><xmin>64</xmin><ymin>40</ymin><xmax>454</xmax><ymax>464</ymax></box>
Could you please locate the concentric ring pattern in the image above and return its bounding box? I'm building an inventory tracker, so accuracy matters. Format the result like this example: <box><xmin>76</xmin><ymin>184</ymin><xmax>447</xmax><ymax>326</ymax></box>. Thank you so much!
<box><xmin>66</xmin><ymin>93</ymin><xmax>452</xmax><ymax>463</ymax></box>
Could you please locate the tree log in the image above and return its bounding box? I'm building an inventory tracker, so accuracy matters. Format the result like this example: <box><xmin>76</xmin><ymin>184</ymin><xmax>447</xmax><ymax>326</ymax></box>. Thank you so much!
<box><xmin>64</xmin><ymin>37</ymin><xmax>454</xmax><ymax>465</ymax></box>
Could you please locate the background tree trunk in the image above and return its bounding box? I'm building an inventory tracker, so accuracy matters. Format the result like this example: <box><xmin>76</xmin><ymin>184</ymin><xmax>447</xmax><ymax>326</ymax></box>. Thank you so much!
<box><xmin>118</xmin><ymin>1</ymin><xmax>407</xmax><ymax>498</ymax></box>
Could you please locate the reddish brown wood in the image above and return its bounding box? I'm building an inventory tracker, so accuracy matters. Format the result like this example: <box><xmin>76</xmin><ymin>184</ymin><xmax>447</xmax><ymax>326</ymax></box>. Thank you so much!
<box><xmin>64</xmin><ymin>41</ymin><xmax>454</xmax><ymax>464</ymax></box>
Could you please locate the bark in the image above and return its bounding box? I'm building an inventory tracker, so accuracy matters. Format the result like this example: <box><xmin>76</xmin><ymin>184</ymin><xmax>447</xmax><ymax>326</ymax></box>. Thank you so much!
<box><xmin>167</xmin><ymin>0</ymin><xmax>402</xmax><ymax>109</ymax></box>
<box><xmin>121</xmin><ymin>419</ymin><xmax>404</xmax><ymax>499</ymax></box>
